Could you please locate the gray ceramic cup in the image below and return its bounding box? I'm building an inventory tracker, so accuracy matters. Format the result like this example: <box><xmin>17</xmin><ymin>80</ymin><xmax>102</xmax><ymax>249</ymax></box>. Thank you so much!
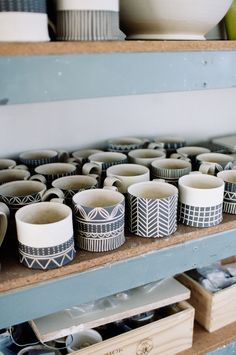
<box><xmin>35</xmin><ymin>163</ymin><xmax>78</xmax><ymax>186</ymax></box>
<box><xmin>217</xmin><ymin>170</ymin><xmax>236</xmax><ymax>214</ymax></box>
<box><xmin>73</xmin><ymin>188</ymin><xmax>125</xmax><ymax>252</ymax></box>
<box><xmin>128</xmin><ymin>181</ymin><xmax>178</xmax><ymax>238</ymax></box>
<box><xmin>151</xmin><ymin>158</ymin><xmax>192</xmax><ymax>185</ymax></box>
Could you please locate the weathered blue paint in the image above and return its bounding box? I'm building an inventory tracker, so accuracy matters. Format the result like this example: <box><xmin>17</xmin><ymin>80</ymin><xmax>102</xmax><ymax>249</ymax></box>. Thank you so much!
<box><xmin>207</xmin><ymin>341</ymin><xmax>236</xmax><ymax>354</ymax></box>
<box><xmin>0</xmin><ymin>51</ymin><xmax>236</xmax><ymax>105</ymax></box>
<box><xmin>1</xmin><ymin>228</ymin><xmax>236</xmax><ymax>328</ymax></box>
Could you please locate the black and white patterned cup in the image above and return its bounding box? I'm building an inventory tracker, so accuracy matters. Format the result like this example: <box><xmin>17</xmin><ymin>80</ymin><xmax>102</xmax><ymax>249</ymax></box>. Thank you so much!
<box><xmin>171</xmin><ymin>146</ymin><xmax>211</xmax><ymax>170</ymax></box>
<box><xmin>72</xmin><ymin>149</ymin><xmax>103</xmax><ymax>165</ymax></box>
<box><xmin>0</xmin><ymin>169</ymin><xmax>31</xmax><ymax>185</ymax></box>
<box><xmin>52</xmin><ymin>175</ymin><xmax>98</xmax><ymax>207</ymax></box>
<box><xmin>0</xmin><ymin>180</ymin><xmax>64</xmax><ymax>212</ymax></box>
<box><xmin>151</xmin><ymin>136</ymin><xmax>186</xmax><ymax>157</ymax></box>
<box><xmin>217</xmin><ymin>170</ymin><xmax>236</xmax><ymax>214</ymax></box>
<box><xmin>15</xmin><ymin>202</ymin><xmax>75</xmax><ymax>270</ymax></box>
<box><xmin>151</xmin><ymin>158</ymin><xmax>191</xmax><ymax>185</ymax></box>
<box><xmin>128</xmin><ymin>148</ymin><xmax>166</xmax><ymax>167</ymax></box>
<box><xmin>35</xmin><ymin>163</ymin><xmax>78</xmax><ymax>187</ymax></box>
<box><xmin>19</xmin><ymin>150</ymin><xmax>69</xmax><ymax>171</ymax></box>
<box><xmin>0</xmin><ymin>0</ymin><xmax>47</xmax><ymax>13</ymax></box>
<box><xmin>127</xmin><ymin>181</ymin><xmax>178</xmax><ymax>238</ymax></box>
<box><xmin>178</xmin><ymin>173</ymin><xmax>224</xmax><ymax>228</ymax></box>
<box><xmin>73</xmin><ymin>188</ymin><xmax>125</xmax><ymax>252</ymax></box>
<box><xmin>197</xmin><ymin>152</ymin><xmax>234</xmax><ymax>175</ymax></box>
<box><xmin>56</xmin><ymin>0</ymin><xmax>123</xmax><ymax>41</ymax></box>
<box><xmin>82</xmin><ymin>152</ymin><xmax>128</xmax><ymax>182</ymax></box>
<box><xmin>107</xmin><ymin>137</ymin><xmax>149</xmax><ymax>154</ymax></box>
<box><xmin>104</xmin><ymin>164</ymin><xmax>150</xmax><ymax>193</ymax></box>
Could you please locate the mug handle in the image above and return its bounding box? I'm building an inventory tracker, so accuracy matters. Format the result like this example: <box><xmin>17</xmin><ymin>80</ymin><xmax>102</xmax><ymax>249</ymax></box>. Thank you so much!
<box><xmin>225</xmin><ymin>162</ymin><xmax>233</xmax><ymax>170</ymax></box>
<box><xmin>50</xmin><ymin>198</ymin><xmax>65</xmax><ymax>204</ymax></box>
<box><xmin>147</xmin><ymin>142</ymin><xmax>165</xmax><ymax>150</ymax></box>
<box><xmin>152</xmin><ymin>178</ymin><xmax>166</xmax><ymax>183</ymax></box>
<box><xmin>0</xmin><ymin>202</ymin><xmax>10</xmax><ymax>247</ymax></box>
<box><xmin>103</xmin><ymin>176</ymin><xmax>122</xmax><ymax>190</ymax></box>
<box><xmin>82</xmin><ymin>162</ymin><xmax>102</xmax><ymax>176</ymax></box>
<box><xmin>42</xmin><ymin>188</ymin><xmax>65</xmax><ymax>201</ymax></box>
<box><xmin>170</xmin><ymin>153</ymin><xmax>190</xmax><ymax>162</ymax></box>
<box><xmin>29</xmin><ymin>174</ymin><xmax>47</xmax><ymax>184</ymax></box>
<box><xmin>199</xmin><ymin>163</ymin><xmax>221</xmax><ymax>175</ymax></box>
<box><xmin>58</xmin><ymin>150</ymin><xmax>70</xmax><ymax>162</ymax></box>
<box><xmin>103</xmin><ymin>186</ymin><xmax>118</xmax><ymax>192</ymax></box>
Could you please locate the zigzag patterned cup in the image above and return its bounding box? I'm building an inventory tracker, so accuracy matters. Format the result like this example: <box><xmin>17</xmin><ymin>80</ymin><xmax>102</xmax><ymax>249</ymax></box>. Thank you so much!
<box><xmin>73</xmin><ymin>188</ymin><xmax>125</xmax><ymax>252</ymax></box>
<box><xmin>127</xmin><ymin>181</ymin><xmax>178</xmax><ymax>238</ymax></box>
<box><xmin>217</xmin><ymin>170</ymin><xmax>236</xmax><ymax>214</ymax></box>
<box><xmin>15</xmin><ymin>202</ymin><xmax>75</xmax><ymax>270</ymax></box>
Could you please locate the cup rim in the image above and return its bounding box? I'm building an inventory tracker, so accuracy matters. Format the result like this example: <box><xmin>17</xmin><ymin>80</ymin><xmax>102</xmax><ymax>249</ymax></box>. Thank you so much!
<box><xmin>179</xmin><ymin>174</ymin><xmax>224</xmax><ymax>190</ymax></box>
<box><xmin>128</xmin><ymin>148</ymin><xmax>165</xmax><ymax>159</ymax></box>
<box><xmin>217</xmin><ymin>170</ymin><xmax>236</xmax><ymax>184</ymax></box>
<box><xmin>88</xmin><ymin>151</ymin><xmax>127</xmax><ymax>163</ymax></box>
<box><xmin>106</xmin><ymin>163</ymin><xmax>149</xmax><ymax>176</ymax></box>
<box><xmin>108</xmin><ymin>137</ymin><xmax>144</xmax><ymax>145</ymax></box>
<box><xmin>73</xmin><ymin>188</ymin><xmax>124</xmax><ymax>208</ymax></box>
<box><xmin>52</xmin><ymin>175</ymin><xmax>97</xmax><ymax>190</ymax></box>
<box><xmin>128</xmin><ymin>181</ymin><xmax>178</xmax><ymax>199</ymax></box>
<box><xmin>35</xmin><ymin>162</ymin><xmax>77</xmax><ymax>175</ymax></box>
<box><xmin>151</xmin><ymin>158</ymin><xmax>191</xmax><ymax>169</ymax></box>
<box><xmin>0</xmin><ymin>180</ymin><xmax>46</xmax><ymax>197</ymax></box>
<box><xmin>196</xmin><ymin>152</ymin><xmax>234</xmax><ymax>163</ymax></box>
<box><xmin>19</xmin><ymin>149</ymin><xmax>58</xmax><ymax>160</ymax></box>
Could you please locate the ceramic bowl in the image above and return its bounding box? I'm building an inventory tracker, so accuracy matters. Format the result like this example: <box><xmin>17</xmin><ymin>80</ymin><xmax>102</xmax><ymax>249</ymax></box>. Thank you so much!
<box><xmin>120</xmin><ymin>0</ymin><xmax>233</xmax><ymax>40</ymax></box>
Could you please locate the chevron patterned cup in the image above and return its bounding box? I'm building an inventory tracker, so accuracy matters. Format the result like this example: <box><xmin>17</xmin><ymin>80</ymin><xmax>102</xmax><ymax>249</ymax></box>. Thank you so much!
<box><xmin>178</xmin><ymin>173</ymin><xmax>224</xmax><ymax>228</ymax></box>
<box><xmin>15</xmin><ymin>202</ymin><xmax>76</xmax><ymax>270</ymax></box>
<box><xmin>73</xmin><ymin>188</ymin><xmax>125</xmax><ymax>252</ymax></box>
<box><xmin>217</xmin><ymin>170</ymin><xmax>236</xmax><ymax>214</ymax></box>
<box><xmin>127</xmin><ymin>181</ymin><xmax>178</xmax><ymax>238</ymax></box>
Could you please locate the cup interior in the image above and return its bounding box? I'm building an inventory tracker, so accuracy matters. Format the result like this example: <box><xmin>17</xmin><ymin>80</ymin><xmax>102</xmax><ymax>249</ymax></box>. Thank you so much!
<box><xmin>16</xmin><ymin>202</ymin><xmax>71</xmax><ymax>225</ymax></box>
<box><xmin>179</xmin><ymin>174</ymin><xmax>223</xmax><ymax>189</ymax></box>
<box><xmin>129</xmin><ymin>149</ymin><xmax>165</xmax><ymax>159</ymax></box>
<box><xmin>0</xmin><ymin>180</ymin><xmax>45</xmax><ymax>197</ymax></box>
<box><xmin>155</xmin><ymin>136</ymin><xmax>185</xmax><ymax>144</ymax></box>
<box><xmin>72</xmin><ymin>149</ymin><xmax>102</xmax><ymax>159</ymax></box>
<box><xmin>89</xmin><ymin>152</ymin><xmax>127</xmax><ymax>163</ymax></box>
<box><xmin>177</xmin><ymin>146</ymin><xmax>211</xmax><ymax>156</ymax></box>
<box><xmin>109</xmin><ymin>137</ymin><xmax>142</xmax><ymax>145</ymax></box>
<box><xmin>151</xmin><ymin>158</ymin><xmax>190</xmax><ymax>170</ymax></box>
<box><xmin>20</xmin><ymin>150</ymin><xmax>58</xmax><ymax>160</ymax></box>
<box><xmin>0</xmin><ymin>159</ymin><xmax>16</xmax><ymax>169</ymax></box>
<box><xmin>107</xmin><ymin>164</ymin><xmax>149</xmax><ymax>177</ymax></box>
<box><xmin>0</xmin><ymin>169</ymin><xmax>30</xmax><ymax>183</ymax></box>
<box><xmin>73</xmin><ymin>188</ymin><xmax>124</xmax><ymax>208</ymax></box>
<box><xmin>52</xmin><ymin>175</ymin><xmax>97</xmax><ymax>190</ymax></box>
<box><xmin>66</xmin><ymin>330</ymin><xmax>102</xmax><ymax>351</ymax></box>
<box><xmin>197</xmin><ymin>153</ymin><xmax>234</xmax><ymax>164</ymax></box>
<box><xmin>128</xmin><ymin>181</ymin><xmax>177</xmax><ymax>199</ymax></box>
<box><xmin>35</xmin><ymin>163</ymin><xmax>76</xmax><ymax>175</ymax></box>
<box><xmin>217</xmin><ymin>170</ymin><xmax>236</xmax><ymax>184</ymax></box>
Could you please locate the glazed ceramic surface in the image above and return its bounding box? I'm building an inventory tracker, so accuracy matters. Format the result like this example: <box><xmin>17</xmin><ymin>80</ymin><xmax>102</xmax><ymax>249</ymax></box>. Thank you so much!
<box><xmin>217</xmin><ymin>170</ymin><xmax>236</xmax><ymax>214</ymax></box>
<box><xmin>151</xmin><ymin>158</ymin><xmax>191</xmax><ymax>185</ymax></box>
<box><xmin>120</xmin><ymin>0</ymin><xmax>233</xmax><ymax>40</ymax></box>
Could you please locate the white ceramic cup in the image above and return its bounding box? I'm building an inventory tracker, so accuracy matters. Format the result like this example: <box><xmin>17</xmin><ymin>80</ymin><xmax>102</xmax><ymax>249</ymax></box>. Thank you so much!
<box><xmin>178</xmin><ymin>173</ymin><xmax>224</xmax><ymax>227</ymax></box>
<box><xmin>197</xmin><ymin>152</ymin><xmax>234</xmax><ymax>175</ymax></box>
<box><xmin>0</xmin><ymin>169</ymin><xmax>31</xmax><ymax>185</ymax></box>
<box><xmin>128</xmin><ymin>180</ymin><xmax>178</xmax><ymax>238</ymax></box>
<box><xmin>128</xmin><ymin>148</ymin><xmax>166</xmax><ymax>167</ymax></box>
<box><xmin>73</xmin><ymin>188</ymin><xmax>125</xmax><ymax>252</ymax></box>
<box><xmin>104</xmin><ymin>164</ymin><xmax>150</xmax><ymax>193</ymax></box>
<box><xmin>66</xmin><ymin>329</ymin><xmax>103</xmax><ymax>352</ymax></box>
<box><xmin>0</xmin><ymin>159</ymin><xmax>27</xmax><ymax>171</ymax></box>
<box><xmin>15</xmin><ymin>202</ymin><xmax>75</xmax><ymax>270</ymax></box>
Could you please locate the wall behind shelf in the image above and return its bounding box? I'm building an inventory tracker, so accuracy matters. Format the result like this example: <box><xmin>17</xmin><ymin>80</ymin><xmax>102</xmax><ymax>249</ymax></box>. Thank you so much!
<box><xmin>0</xmin><ymin>88</ymin><xmax>236</xmax><ymax>157</ymax></box>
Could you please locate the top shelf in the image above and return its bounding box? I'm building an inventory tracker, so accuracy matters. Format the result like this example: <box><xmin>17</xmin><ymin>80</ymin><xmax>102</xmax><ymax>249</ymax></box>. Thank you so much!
<box><xmin>1</xmin><ymin>40</ymin><xmax>236</xmax><ymax>105</ymax></box>
<box><xmin>1</xmin><ymin>40</ymin><xmax>236</xmax><ymax>56</ymax></box>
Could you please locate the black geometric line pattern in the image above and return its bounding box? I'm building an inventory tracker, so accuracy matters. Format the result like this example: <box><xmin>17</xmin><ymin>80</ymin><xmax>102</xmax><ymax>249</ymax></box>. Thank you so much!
<box><xmin>223</xmin><ymin>201</ymin><xmax>236</xmax><ymax>214</ymax></box>
<box><xmin>151</xmin><ymin>165</ymin><xmax>191</xmax><ymax>180</ymax></box>
<box><xmin>57</xmin><ymin>11</ymin><xmax>123</xmax><ymax>41</ymax></box>
<box><xmin>179</xmin><ymin>202</ymin><xmax>223</xmax><ymax>227</ymax></box>
<box><xmin>19</xmin><ymin>236</ymin><xmax>76</xmax><ymax>270</ymax></box>
<box><xmin>0</xmin><ymin>193</ymin><xmax>42</xmax><ymax>210</ymax></box>
<box><xmin>20</xmin><ymin>156</ymin><xmax>58</xmax><ymax>168</ymax></box>
<box><xmin>107</xmin><ymin>143</ymin><xmax>145</xmax><ymax>154</ymax></box>
<box><xmin>128</xmin><ymin>194</ymin><xmax>178</xmax><ymax>238</ymax></box>
<box><xmin>0</xmin><ymin>0</ymin><xmax>47</xmax><ymax>13</ymax></box>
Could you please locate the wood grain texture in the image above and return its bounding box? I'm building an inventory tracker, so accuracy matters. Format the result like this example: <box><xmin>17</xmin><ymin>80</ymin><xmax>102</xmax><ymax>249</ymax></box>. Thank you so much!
<box><xmin>75</xmin><ymin>302</ymin><xmax>194</xmax><ymax>355</ymax></box>
<box><xmin>0</xmin><ymin>41</ymin><xmax>236</xmax><ymax>56</ymax></box>
<box><xmin>1</xmin><ymin>214</ymin><xmax>236</xmax><ymax>294</ymax></box>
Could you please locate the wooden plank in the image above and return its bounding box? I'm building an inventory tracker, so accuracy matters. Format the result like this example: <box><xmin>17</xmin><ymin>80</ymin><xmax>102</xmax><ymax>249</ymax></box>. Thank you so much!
<box><xmin>1</xmin><ymin>49</ymin><xmax>236</xmax><ymax>105</ymax></box>
<box><xmin>30</xmin><ymin>278</ymin><xmax>190</xmax><ymax>342</ymax></box>
<box><xmin>0</xmin><ymin>41</ymin><xmax>236</xmax><ymax>56</ymax></box>
<box><xmin>75</xmin><ymin>302</ymin><xmax>194</xmax><ymax>355</ymax></box>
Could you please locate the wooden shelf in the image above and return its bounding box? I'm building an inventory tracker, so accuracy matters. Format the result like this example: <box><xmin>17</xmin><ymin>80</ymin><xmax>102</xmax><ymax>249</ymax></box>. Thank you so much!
<box><xmin>1</xmin><ymin>41</ymin><xmax>236</xmax><ymax>56</ymax></box>
<box><xmin>180</xmin><ymin>322</ymin><xmax>236</xmax><ymax>355</ymax></box>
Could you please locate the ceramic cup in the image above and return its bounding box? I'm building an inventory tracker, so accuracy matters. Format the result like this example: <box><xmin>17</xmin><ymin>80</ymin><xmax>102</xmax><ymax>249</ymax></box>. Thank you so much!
<box><xmin>19</xmin><ymin>149</ymin><xmax>69</xmax><ymax>170</ymax></box>
<box><xmin>171</xmin><ymin>146</ymin><xmax>211</xmax><ymax>170</ymax></box>
<box><xmin>0</xmin><ymin>169</ymin><xmax>31</xmax><ymax>185</ymax></box>
<box><xmin>217</xmin><ymin>170</ymin><xmax>236</xmax><ymax>214</ymax></box>
<box><xmin>104</xmin><ymin>164</ymin><xmax>150</xmax><ymax>193</ymax></box>
<box><xmin>15</xmin><ymin>202</ymin><xmax>75</xmax><ymax>270</ymax></box>
<box><xmin>197</xmin><ymin>152</ymin><xmax>234</xmax><ymax>175</ymax></box>
<box><xmin>82</xmin><ymin>152</ymin><xmax>127</xmax><ymax>177</ymax></box>
<box><xmin>17</xmin><ymin>345</ymin><xmax>61</xmax><ymax>355</ymax></box>
<box><xmin>72</xmin><ymin>149</ymin><xmax>103</xmax><ymax>165</ymax></box>
<box><xmin>66</xmin><ymin>330</ymin><xmax>102</xmax><ymax>352</ymax></box>
<box><xmin>178</xmin><ymin>173</ymin><xmax>224</xmax><ymax>227</ymax></box>
<box><xmin>0</xmin><ymin>180</ymin><xmax>64</xmax><ymax>212</ymax></box>
<box><xmin>52</xmin><ymin>175</ymin><xmax>98</xmax><ymax>207</ymax></box>
<box><xmin>0</xmin><ymin>159</ymin><xmax>27</xmax><ymax>171</ymax></box>
<box><xmin>151</xmin><ymin>158</ymin><xmax>191</xmax><ymax>185</ymax></box>
<box><xmin>0</xmin><ymin>202</ymin><xmax>10</xmax><ymax>248</ymax></box>
<box><xmin>35</xmin><ymin>163</ymin><xmax>78</xmax><ymax>186</ymax></box>
<box><xmin>107</xmin><ymin>137</ymin><xmax>149</xmax><ymax>154</ymax></box>
<box><xmin>0</xmin><ymin>0</ymin><xmax>47</xmax><ymax>12</ymax></box>
<box><xmin>73</xmin><ymin>188</ymin><xmax>125</xmax><ymax>252</ymax></box>
<box><xmin>127</xmin><ymin>180</ymin><xmax>178</xmax><ymax>238</ymax></box>
<box><xmin>128</xmin><ymin>148</ymin><xmax>166</xmax><ymax>167</ymax></box>
<box><xmin>150</xmin><ymin>136</ymin><xmax>186</xmax><ymax>156</ymax></box>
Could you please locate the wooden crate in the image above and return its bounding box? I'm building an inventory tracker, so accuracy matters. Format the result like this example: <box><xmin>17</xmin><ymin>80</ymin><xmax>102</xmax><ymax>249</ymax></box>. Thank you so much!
<box><xmin>177</xmin><ymin>273</ymin><xmax>236</xmax><ymax>332</ymax></box>
<box><xmin>75</xmin><ymin>301</ymin><xmax>194</xmax><ymax>355</ymax></box>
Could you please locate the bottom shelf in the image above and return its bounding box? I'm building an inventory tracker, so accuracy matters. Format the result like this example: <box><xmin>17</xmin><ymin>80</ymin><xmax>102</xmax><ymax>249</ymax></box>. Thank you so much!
<box><xmin>180</xmin><ymin>321</ymin><xmax>236</xmax><ymax>355</ymax></box>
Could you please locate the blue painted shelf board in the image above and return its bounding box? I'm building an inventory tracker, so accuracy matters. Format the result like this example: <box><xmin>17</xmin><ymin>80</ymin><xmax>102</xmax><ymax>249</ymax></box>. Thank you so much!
<box><xmin>0</xmin><ymin>43</ymin><xmax>236</xmax><ymax>105</ymax></box>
